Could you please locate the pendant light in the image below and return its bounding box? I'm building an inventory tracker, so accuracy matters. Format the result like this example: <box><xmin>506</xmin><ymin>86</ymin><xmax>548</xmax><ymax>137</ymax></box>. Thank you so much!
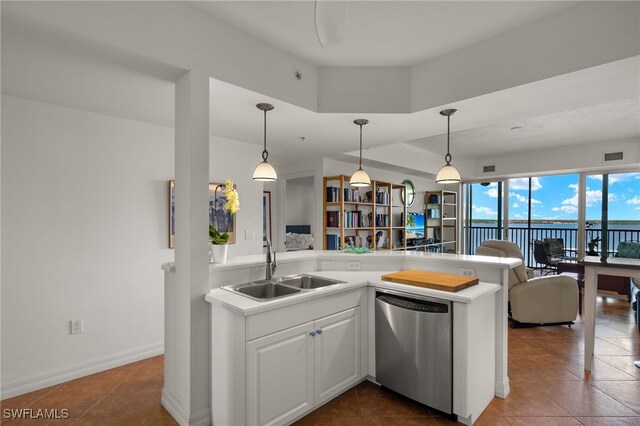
<box><xmin>435</xmin><ymin>109</ymin><xmax>461</xmax><ymax>184</ymax></box>
<box><xmin>350</xmin><ymin>119</ymin><xmax>371</xmax><ymax>187</ymax></box>
<box><xmin>253</xmin><ymin>103</ymin><xmax>278</xmax><ymax>182</ymax></box>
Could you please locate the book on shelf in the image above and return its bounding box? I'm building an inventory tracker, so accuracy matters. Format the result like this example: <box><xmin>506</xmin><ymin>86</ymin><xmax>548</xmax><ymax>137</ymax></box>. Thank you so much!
<box><xmin>326</xmin><ymin>186</ymin><xmax>339</xmax><ymax>202</ymax></box>
<box><xmin>343</xmin><ymin>187</ymin><xmax>362</xmax><ymax>203</ymax></box>
<box><xmin>375</xmin><ymin>191</ymin><xmax>389</xmax><ymax>205</ymax></box>
<box><xmin>428</xmin><ymin>193</ymin><xmax>440</xmax><ymax>204</ymax></box>
<box><xmin>428</xmin><ymin>208</ymin><xmax>440</xmax><ymax>219</ymax></box>
<box><xmin>326</xmin><ymin>234</ymin><xmax>339</xmax><ymax>250</ymax></box>
<box><xmin>341</xmin><ymin>209</ymin><xmax>366</xmax><ymax>228</ymax></box>
<box><xmin>375</xmin><ymin>213</ymin><xmax>389</xmax><ymax>227</ymax></box>
<box><xmin>327</xmin><ymin>211</ymin><xmax>340</xmax><ymax>227</ymax></box>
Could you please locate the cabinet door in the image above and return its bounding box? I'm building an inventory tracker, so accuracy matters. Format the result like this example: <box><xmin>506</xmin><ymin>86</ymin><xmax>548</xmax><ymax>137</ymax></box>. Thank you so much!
<box><xmin>314</xmin><ymin>307</ymin><xmax>361</xmax><ymax>405</ymax></box>
<box><xmin>246</xmin><ymin>322</ymin><xmax>314</xmax><ymax>426</ymax></box>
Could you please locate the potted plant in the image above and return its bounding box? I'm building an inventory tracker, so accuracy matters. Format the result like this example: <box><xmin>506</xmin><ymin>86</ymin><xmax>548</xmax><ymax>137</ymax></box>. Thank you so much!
<box><xmin>209</xmin><ymin>180</ymin><xmax>239</xmax><ymax>264</ymax></box>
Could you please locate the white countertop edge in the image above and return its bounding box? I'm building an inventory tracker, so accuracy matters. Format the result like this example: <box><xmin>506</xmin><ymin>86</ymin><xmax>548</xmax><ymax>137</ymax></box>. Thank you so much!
<box><xmin>162</xmin><ymin>250</ymin><xmax>521</xmax><ymax>272</ymax></box>
<box><xmin>204</xmin><ymin>270</ymin><xmax>501</xmax><ymax>316</ymax></box>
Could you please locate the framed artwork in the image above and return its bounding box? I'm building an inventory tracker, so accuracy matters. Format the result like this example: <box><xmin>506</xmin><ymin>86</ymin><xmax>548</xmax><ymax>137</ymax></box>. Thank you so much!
<box><xmin>169</xmin><ymin>180</ymin><xmax>175</xmax><ymax>248</ymax></box>
<box><xmin>168</xmin><ymin>180</ymin><xmax>237</xmax><ymax>249</ymax></box>
<box><xmin>263</xmin><ymin>191</ymin><xmax>272</xmax><ymax>247</ymax></box>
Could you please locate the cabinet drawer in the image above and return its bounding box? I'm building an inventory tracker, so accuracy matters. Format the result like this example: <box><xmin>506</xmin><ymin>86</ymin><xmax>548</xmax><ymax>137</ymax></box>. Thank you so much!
<box><xmin>246</xmin><ymin>289</ymin><xmax>363</xmax><ymax>341</ymax></box>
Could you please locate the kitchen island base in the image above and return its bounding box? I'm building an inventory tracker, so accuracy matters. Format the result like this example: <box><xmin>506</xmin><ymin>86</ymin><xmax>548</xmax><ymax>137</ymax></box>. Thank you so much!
<box><xmin>207</xmin><ymin>272</ymin><xmax>498</xmax><ymax>425</ymax></box>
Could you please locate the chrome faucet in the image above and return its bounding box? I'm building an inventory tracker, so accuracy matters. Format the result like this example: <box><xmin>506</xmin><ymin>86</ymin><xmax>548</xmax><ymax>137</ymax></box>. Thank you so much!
<box><xmin>265</xmin><ymin>237</ymin><xmax>277</xmax><ymax>281</ymax></box>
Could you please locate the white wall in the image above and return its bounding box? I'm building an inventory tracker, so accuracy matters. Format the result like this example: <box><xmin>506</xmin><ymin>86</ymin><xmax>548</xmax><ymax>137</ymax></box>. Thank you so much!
<box><xmin>318</xmin><ymin>67</ymin><xmax>411</xmax><ymax>113</ymax></box>
<box><xmin>210</xmin><ymin>136</ymin><xmax>265</xmax><ymax>257</ymax></box>
<box><xmin>0</xmin><ymin>96</ymin><xmax>267</xmax><ymax>397</ymax></box>
<box><xmin>285</xmin><ymin>176</ymin><xmax>314</xmax><ymax>227</ymax></box>
<box><xmin>0</xmin><ymin>96</ymin><xmax>173</xmax><ymax>396</ymax></box>
<box><xmin>473</xmin><ymin>137</ymin><xmax>640</xmax><ymax>180</ymax></box>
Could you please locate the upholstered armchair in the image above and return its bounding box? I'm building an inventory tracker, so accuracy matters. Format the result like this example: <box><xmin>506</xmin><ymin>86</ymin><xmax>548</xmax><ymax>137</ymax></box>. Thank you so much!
<box><xmin>476</xmin><ymin>239</ymin><xmax>579</xmax><ymax>325</ymax></box>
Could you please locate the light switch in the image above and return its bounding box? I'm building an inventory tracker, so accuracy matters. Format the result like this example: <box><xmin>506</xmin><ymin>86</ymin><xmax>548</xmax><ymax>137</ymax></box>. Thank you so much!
<box><xmin>245</xmin><ymin>229</ymin><xmax>255</xmax><ymax>240</ymax></box>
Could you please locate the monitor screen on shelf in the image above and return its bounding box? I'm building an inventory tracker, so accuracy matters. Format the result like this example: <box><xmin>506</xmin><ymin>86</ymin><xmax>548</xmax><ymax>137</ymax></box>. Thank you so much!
<box><xmin>406</xmin><ymin>212</ymin><xmax>425</xmax><ymax>239</ymax></box>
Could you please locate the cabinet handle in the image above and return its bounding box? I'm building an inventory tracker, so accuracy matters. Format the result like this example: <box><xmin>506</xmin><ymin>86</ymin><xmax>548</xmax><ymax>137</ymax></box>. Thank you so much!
<box><xmin>316</xmin><ymin>329</ymin><xmax>323</xmax><ymax>335</ymax></box>
<box><xmin>309</xmin><ymin>331</ymin><xmax>316</xmax><ymax>337</ymax></box>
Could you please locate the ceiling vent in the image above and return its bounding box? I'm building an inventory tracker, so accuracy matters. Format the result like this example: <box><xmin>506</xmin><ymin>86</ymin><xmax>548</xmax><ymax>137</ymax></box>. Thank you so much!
<box><xmin>483</xmin><ymin>165</ymin><xmax>496</xmax><ymax>173</ymax></box>
<box><xmin>603</xmin><ymin>152</ymin><xmax>623</xmax><ymax>162</ymax></box>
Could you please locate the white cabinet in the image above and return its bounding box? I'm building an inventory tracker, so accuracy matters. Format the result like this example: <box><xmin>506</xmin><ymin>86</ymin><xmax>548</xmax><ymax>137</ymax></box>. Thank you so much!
<box><xmin>246</xmin><ymin>307</ymin><xmax>361</xmax><ymax>426</ymax></box>
<box><xmin>246</xmin><ymin>322</ymin><xmax>314</xmax><ymax>426</ymax></box>
<box><xmin>314</xmin><ymin>308</ymin><xmax>360</xmax><ymax>405</ymax></box>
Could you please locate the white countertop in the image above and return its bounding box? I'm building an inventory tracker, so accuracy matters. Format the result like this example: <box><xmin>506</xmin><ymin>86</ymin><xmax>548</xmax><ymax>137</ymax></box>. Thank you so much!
<box><xmin>204</xmin><ymin>270</ymin><xmax>501</xmax><ymax>316</ymax></box>
<box><xmin>162</xmin><ymin>249</ymin><xmax>521</xmax><ymax>272</ymax></box>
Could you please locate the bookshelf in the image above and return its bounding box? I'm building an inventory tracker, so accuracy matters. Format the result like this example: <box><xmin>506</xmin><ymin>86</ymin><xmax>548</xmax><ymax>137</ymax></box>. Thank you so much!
<box><xmin>425</xmin><ymin>190</ymin><xmax>458</xmax><ymax>253</ymax></box>
<box><xmin>323</xmin><ymin>175</ymin><xmax>407</xmax><ymax>251</ymax></box>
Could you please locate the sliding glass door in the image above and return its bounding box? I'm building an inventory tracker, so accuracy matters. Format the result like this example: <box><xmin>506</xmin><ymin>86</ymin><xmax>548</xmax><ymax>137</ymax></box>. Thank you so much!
<box><xmin>464</xmin><ymin>171</ymin><xmax>639</xmax><ymax>265</ymax></box>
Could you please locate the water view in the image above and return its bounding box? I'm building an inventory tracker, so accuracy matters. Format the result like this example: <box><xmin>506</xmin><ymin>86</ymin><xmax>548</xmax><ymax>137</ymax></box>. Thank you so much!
<box><xmin>465</xmin><ymin>172</ymin><xmax>640</xmax><ymax>266</ymax></box>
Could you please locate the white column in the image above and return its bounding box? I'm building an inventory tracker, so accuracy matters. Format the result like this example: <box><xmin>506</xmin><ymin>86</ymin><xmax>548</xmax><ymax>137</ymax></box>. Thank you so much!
<box><xmin>577</xmin><ymin>173</ymin><xmax>587</xmax><ymax>259</ymax></box>
<box><xmin>163</xmin><ymin>70</ymin><xmax>211</xmax><ymax>425</ymax></box>
<box><xmin>494</xmin><ymin>267</ymin><xmax>510</xmax><ymax>398</ymax></box>
<box><xmin>502</xmin><ymin>180</ymin><xmax>509</xmax><ymax>240</ymax></box>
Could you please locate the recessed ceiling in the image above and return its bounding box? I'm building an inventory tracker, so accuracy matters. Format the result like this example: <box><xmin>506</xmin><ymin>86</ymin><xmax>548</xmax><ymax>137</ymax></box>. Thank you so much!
<box><xmin>211</xmin><ymin>56</ymin><xmax>640</xmax><ymax>165</ymax></box>
<box><xmin>191</xmin><ymin>1</ymin><xmax>579</xmax><ymax>67</ymax></box>
<box><xmin>403</xmin><ymin>98</ymin><xmax>640</xmax><ymax>159</ymax></box>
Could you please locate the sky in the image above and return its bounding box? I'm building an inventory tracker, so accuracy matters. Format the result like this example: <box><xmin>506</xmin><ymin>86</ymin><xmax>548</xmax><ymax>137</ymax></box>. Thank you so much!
<box><xmin>470</xmin><ymin>172</ymin><xmax>640</xmax><ymax>221</ymax></box>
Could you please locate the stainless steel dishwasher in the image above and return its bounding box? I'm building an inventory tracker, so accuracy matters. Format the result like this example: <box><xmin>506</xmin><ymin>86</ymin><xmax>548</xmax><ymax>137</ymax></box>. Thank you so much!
<box><xmin>375</xmin><ymin>289</ymin><xmax>452</xmax><ymax>414</ymax></box>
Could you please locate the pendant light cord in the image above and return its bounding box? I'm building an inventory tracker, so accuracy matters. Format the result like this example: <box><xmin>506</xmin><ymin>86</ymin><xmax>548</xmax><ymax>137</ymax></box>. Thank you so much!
<box><xmin>262</xmin><ymin>109</ymin><xmax>269</xmax><ymax>162</ymax></box>
<box><xmin>445</xmin><ymin>114</ymin><xmax>452</xmax><ymax>165</ymax></box>
<box><xmin>359</xmin><ymin>123</ymin><xmax>363</xmax><ymax>169</ymax></box>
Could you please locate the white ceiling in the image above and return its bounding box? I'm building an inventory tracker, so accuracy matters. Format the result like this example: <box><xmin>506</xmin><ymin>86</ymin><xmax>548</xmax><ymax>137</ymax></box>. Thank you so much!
<box><xmin>2</xmin><ymin>1</ymin><xmax>638</xmax><ymax>176</ymax></box>
<box><xmin>191</xmin><ymin>1</ymin><xmax>579</xmax><ymax>67</ymax></box>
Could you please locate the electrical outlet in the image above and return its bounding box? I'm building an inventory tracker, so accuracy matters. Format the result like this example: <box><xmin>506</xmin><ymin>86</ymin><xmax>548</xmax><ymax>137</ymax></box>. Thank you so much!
<box><xmin>347</xmin><ymin>261</ymin><xmax>361</xmax><ymax>271</ymax></box>
<box><xmin>321</xmin><ymin>261</ymin><xmax>335</xmax><ymax>270</ymax></box>
<box><xmin>458</xmin><ymin>268</ymin><xmax>476</xmax><ymax>277</ymax></box>
<box><xmin>244</xmin><ymin>229</ymin><xmax>255</xmax><ymax>240</ymax></box>
<box><xmin>70</xmin><ymin>319</ymin><xmax>83</xmax><ymax>335</ymax></box>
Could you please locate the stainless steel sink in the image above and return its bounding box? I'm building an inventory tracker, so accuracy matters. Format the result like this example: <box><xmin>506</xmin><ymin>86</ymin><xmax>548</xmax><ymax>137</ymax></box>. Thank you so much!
<box><xmin>278</xmin><ymin>274</ymin><xmax>345</xmax><ymax>289</ymax></box>
<box><xmin>222</xmin><ymin>275</ymin><xmax>345</xmax><ymax>302</ymax></box>
<box><xmin>227</xmin><ymin>281</ymin><xmax>301</xmax><ymax>301</ymax></box>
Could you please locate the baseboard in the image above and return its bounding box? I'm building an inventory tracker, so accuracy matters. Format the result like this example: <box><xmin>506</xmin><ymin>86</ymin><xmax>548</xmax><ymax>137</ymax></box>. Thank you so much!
<box><xmin>161</xmin><ymin>389</ymin><xmax>211</xmax><ymax>426</ymax></box>
<box><xmin>189</xmin><ymin>408</ymin><xmax>211</xmax><ymax>426</ymax></box>
<box><xmin>495</xmin><ymin>377</ymin><xmax>510</xmax><ymax>399</ymax></box>
<box><xmin>161</xmin><ymin>388</ymin><xmax>189</xmax><ymax>426</ymax></box>
<box><xmin>1</xmin><ymin>342</ymin><xmax>164</xmax><ymax>399</ymax></box>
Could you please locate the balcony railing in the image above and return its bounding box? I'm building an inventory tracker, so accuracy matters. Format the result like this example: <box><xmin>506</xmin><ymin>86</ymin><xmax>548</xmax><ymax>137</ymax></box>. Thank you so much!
<box><xmin>467</xmin><ymin>226</ymin><xmax>640</xmax><ymax>269</ymax></box>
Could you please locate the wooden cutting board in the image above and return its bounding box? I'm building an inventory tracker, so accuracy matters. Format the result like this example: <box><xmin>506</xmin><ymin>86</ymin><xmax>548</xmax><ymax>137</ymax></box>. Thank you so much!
<box><xmin>381</xmin><ymin>270</ymin><xmax>479</xmax><ymax>292</ymax></box>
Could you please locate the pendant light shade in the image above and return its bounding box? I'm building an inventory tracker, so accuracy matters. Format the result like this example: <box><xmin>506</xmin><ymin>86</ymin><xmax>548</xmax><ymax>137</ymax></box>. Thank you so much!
<box><xmin>253</xmin><ymin>103</ymin><xmax>278</xmax><ymax>182</ymax></box>
<box><xmin>350</xmin><ymin>168</ymin><xmax>371</xmax><ymax>187</ymax></box>
<box><xmin>350</xmin><ymin>119</ymin><xmax>371</xmax><ymax>187</ymax></box>
<box><xmin>252</xmin><ymin>161</ymin><xmax>278</xmax><ymax>181</ymax></box>
<box><xmin>435</xmin><ymin>164</ymin><xmax>461</xmax><ymax>184</ymax></box>
<box><xmin>436</xmin><ymin>109</ymin><xmax>461</xmax><ymax>184</ymax></box>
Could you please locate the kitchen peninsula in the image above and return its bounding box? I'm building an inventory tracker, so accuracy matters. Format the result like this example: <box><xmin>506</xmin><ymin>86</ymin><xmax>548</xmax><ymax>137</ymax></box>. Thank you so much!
<box><xmin>163</xmin><ymin>250</ymin><xmax>520</xmax><ymax>426</ymax></box>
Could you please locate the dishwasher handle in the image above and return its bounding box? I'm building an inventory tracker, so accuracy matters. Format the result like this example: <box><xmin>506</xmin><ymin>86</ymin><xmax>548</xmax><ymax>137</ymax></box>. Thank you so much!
<box><xmin>377</xmin><ymin>293</ymin><xmax>448</xmax><ymax>313</ymax></box>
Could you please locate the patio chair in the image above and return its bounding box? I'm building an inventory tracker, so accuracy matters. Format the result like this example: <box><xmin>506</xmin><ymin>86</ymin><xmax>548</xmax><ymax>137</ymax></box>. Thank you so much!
<box><xmin>532</xmin><ymin>238</ymin><xmax>566</xmax><ymax>275</ymax></box>
<box><xmin>476</xmin><ymin>239</ymin><xmax>578</xmax><ymax>326</ymax></box>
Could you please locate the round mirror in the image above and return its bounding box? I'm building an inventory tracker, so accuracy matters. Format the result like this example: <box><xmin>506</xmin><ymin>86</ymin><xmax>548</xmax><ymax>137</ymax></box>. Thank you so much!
<box><xmin>401</xmin><ymin>179</ymin><xmax>415</xmax><ymax>207</ymax></box>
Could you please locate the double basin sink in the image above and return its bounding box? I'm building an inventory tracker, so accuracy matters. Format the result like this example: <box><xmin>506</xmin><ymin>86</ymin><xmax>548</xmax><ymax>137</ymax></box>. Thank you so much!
<box><xmin>222</xmin><ymin>274</ymin><xmax>346</xmax><ymax>302</ymax></box>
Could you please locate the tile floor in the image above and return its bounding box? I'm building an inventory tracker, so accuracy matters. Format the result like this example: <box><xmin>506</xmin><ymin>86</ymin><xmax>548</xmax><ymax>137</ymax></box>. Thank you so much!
<box><xmin>1</xmin><ymin>294</ymin><xmax>638</xmax><ymax>425</ymax></box>
<box><xmin>293</xmin><ymin>294</ymin><xmax>639</xmax><ymax>425</ymax></box>
<box><xmin>0</xmin><ymin>356</ymin><xmax>176</xmax><ymax>425</ymax></box>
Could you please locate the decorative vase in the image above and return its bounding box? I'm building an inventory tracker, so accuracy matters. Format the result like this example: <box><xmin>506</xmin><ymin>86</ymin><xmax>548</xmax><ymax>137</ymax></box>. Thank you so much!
<box><xmin>211</xmin><ymin>244</ymin><xmax>228</xmax><ymax>264</ymax></box>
